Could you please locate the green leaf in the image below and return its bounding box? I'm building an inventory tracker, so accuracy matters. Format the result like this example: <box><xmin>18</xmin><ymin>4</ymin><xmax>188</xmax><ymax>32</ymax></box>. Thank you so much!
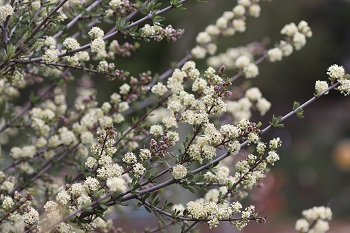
<box><xmin>256</xmin><ymin>121</ymin><xmax>262</xmax><ymax>128</ymax></box>
<box><xmin>296</xmin><ymin>108</ymin><xmax>304</xmax><ymax>119</ymax></box>
<box><xmin>163</xmin><ymin>202</ymin><xmax>173</xmax><ymax>210</ymax></box>
<box><xmin>195</xmin><ymin>175</ymin><xmax>204</xmax><ymax>182</ymax></box>
<box><xmin>293</xmin><ymin>102</ymin><xmax>304</xmax><ymax>118</ymax></box>
<box><xmin>187</xmin><ymin>186</ymin><xmax>195</xmax><ymax>193</ymax></box>
<box><xmin>152</xmin><ymin>15</ymin><xmax>165</xmax><ymax>23</ymax></box>
<box><xmin>270</xmin><ymin>115</ymin><xmax>284</xmax><ymax>128</ymax></box>
<box><xmin>293</xmin><ymin>101</ymin><xmax>300</xmax><ymax>110</ymax></box>
<box><xmin>144</xmin><ymin>205</ymin><xmax>152</xmax><ymax>213</ymax></box>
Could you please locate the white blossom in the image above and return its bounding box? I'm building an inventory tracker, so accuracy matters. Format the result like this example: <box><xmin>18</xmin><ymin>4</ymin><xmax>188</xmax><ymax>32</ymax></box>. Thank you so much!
<box><xmin>172</xmin><ymin>164</ymin><xmax>187</xmax><ymax>179</ymax></box>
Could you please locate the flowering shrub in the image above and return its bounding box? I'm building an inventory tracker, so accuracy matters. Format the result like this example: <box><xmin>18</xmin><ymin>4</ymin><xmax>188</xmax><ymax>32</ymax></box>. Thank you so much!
<box><xmin>0</xmin><ymin>0</ymin><xmax>348</xmax><ymax>232</ymax></box>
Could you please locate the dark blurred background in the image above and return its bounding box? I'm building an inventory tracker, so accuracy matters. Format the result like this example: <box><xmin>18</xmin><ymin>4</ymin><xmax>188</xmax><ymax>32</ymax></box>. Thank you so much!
<box><xmin>91</xmin><ymin>0</ymin><xmax>350</xmax><ymax>231</ymax></box>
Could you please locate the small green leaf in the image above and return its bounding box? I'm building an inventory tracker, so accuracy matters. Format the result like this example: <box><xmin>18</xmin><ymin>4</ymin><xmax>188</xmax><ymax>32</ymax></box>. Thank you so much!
<box><xmin>144</xmin><ymin>205</ymin><xmax>152</xmax><ymax>213</ymax></box>
<box><xmin>293</xmin><ymin>102</ymin><xmax>304</xmax><ymax>118</ymax></box>
<box><xmin>270</xmin><ymin>115</ymin><xmax>284</xmax><ymax>128</ymax></box>
<box><xmin>296</xmin><ymin>108</ymin><xmax>304</xmax><ymax>119</ymax></box>
<box><xmin>293</xmin><ymin>101</ymin><xmax>300</xmax><ymax>110</ymax></box>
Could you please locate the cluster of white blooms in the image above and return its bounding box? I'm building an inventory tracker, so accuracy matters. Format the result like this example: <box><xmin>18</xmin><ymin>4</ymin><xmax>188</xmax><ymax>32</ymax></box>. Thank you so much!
<box><xmin>226</xmin><ymin>55</ymin><xmax>260</xmax><ymax>78</ymax></box>
<box><xmin>295</xmin><ymin>206</ymin><xmax>332</xmax><ymax>233</ymax></box>
<box><xmin>59</xmin><ymin>127</ymin><xmax>78</xmax><ymax>146</ymax></box>
<box><xmin>204</xmin><ymin>166</ymin><xmax>233</xmax><ymax>184</ymax></box>
<box><xmin>327</xmin><ymin>64</ymin><xmax>345</xmax><ymax>80</ymax></box>
<box><xmin>107</xmin><ymin>176</ymin><xmax>127</xmax><ymax>193</ymax></box>
<box><xmin>172</xmin><ymin>164</ymin><xmax>187</xmax><ymax>179</ymax></box>
<box><xmin>91</xmin><ymin>38</ymin><xmax>107</xmax><ymax>58</ymax></box>
<box><xmin>88</xmin><ymin>27</ymin><xmax>104</xmax><ymax>40</ymax></box>
<box><xmin>151</xmin><ymin>82</ymin><xmax>168</xmax><ymax>96</ymax></box>
<box><xmin>119</xmin><ymin>83</ymin><xmax>130</xmax><ymax>95</ymax></box>
<box><xmin>191</xmin><ymin>0</ymin><xmax>262</xmax><ymax>59</ymax></box>
<box><xmin>2</xmin><ymin>196</ymin><xmax>14</xmax><ymax>210</ymax></box>
<box><xmin>0</xmin><ymin>4</ymin><xmax>13</xmax><ymax>22</ymax></box>
<box><xmin>10</xmin><ymin>145</ymin><xmax>36</xmax><ymax>159</ymax></box>
<box><xmin>44</xmin><ymin>37</ymin><xmax>57</xmax><ymax>49</ymax></box>
<box><xmin>315</xmin><ymin>80</ymin><xmax>329</xmax><ymax>96</ymax></box>
<box><xmin>184</xmin><ymin>197</ymin><xmax>258</xmax><ymax>229</ymax></box>
<box><xmin>338</xmin><ymin>78</ymin><xmax>350</xmax><ymax>96</ymax></box>
<box><xmin>266</xmin><ymin>150</ymin><xmax>279</xmax><ymax>165</ymax></box>
<box><xmin>64</xmin><ymin>50</ymin><xmax>90</xmax><ymax>66</ymax></box>
<box><xmin>42</xmin><ymin>49</ymin><xmax>60</xmax><ymax>64</ymax></box>
<box><xmin>325</xmin><ymin>64</ymin><xmax>350</xmax><ymax>96</ymax></box>
<box><xmin>138</xmin><ymin>23</ymin><xmax>184</xmax><ymax>42</ymax></box>
<box><xmin>97</xmin><ymin>60</ymin><xmax>115</xmax><ymax>73</ymax></box>
<box><xmin>133</xmin><ymin>162</ymin><xmax>146</xmax><ymax>177</ymax></box>
<box><xmin>207</xmin><ymin>46</ymin><xmax>256</xmax><ymax>70</ymax></box>
<box><xmin>149</xmin><ymin>124</ymin><xmax>164</xmax><ymax>137</ymax></box>
<box><xmin>23</xmin><ymin>207</ymin><xmax>40</xmax><ymax>226</ymax></box>
<box><xmin>267</xmin><ymin>21</ymin><xmax>312</xmax><ymax>62</ymax></box>
<box><xmin>186</xmin><ymin>199</ymin><xmax>231</xmax><ymax>228</ymax></box>
<box><xmin>109</xmin><ymin>0</ymin><xmax>126</xmax><ymax>10</ymax></box>
<box><xmin>226</xmin><ymin>87</ymin><xmax>271</xmax><ymax>123</ymax></box>
<box><xmin>63</xmin><ymin>37</ymin><xmax>80</xmax><ymax>50</ymax></box>
<box><xmin>315</xmin><ymin>65</ymin><xmax>350</xmax><ymax>97</ymax></box>
<box><xmin>122</xmin><ymin>151</ymin><xmax>137</xmax><ymax>164</ymax></box>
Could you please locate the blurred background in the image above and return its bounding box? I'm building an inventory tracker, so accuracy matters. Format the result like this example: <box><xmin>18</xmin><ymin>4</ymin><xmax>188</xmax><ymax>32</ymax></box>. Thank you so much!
<box><xmin>66</xmin><ymin>0</ymin><xmax>350</xmax><ymax>231</ymax></box>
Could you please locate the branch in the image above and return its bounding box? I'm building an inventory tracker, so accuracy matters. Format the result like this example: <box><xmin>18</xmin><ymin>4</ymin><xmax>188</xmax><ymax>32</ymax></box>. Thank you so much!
<box><xmin>11</xmin><ymin>0</ymin><xmax>192</xmax><ymax>64</ymax></box>
<box><xmin>1</xmin><ymin>0</ymin><xmax>15</xmax><ymax>45</ymax></box>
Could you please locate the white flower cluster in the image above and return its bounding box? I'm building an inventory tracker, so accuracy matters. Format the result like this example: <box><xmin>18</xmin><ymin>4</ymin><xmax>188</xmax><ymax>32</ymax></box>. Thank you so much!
<box><xmin>90</xmin><ymin>29</ymin><xmax>107</xmax><ymax>58</ymax></box>
<box><xmin>316</xmin><ymin>64</ymin><xmax>350</xmax><ymax>97</ymax></box>
<box><xmin>267</xmin><ymin>21</ymin><xmax>312</xmax><ymax>62</ymax></box>
<box><xmin>295</xmin><ymin>206</ymin><xmax>332</xmax><ymax>233</ymax></box>
<box><xmin>151</xmin><ymin>82</ymin><xmax>168</xmax><ymax>96</ymax></box>
<box><xmin>63</xmin><ymin>37</ymin><xmax>80</xmax><ymax>50</ymax></box>
<box><xmin>186</xmin><ymin>199</ymin><xmax>233</xmax><ymax>229</ymax></box>
<box><xmin>172</xmin><ymin>164</ymin><xmax>187</xmax><ymax>179</ymax></box>
<box><xmin>23</xmin><ymin>207</ymin><xmax>40</xmax><ymax>226</ymax></box>
<box><xmin>226</xmin><ymin>87</ymin><xmax>271</xmax><ymax>123</ymax></box>
<box><xmin>91</xmin><ymin>37</ymin><xmax>106</xmax><ymax>54</ymax></box>
<box><xmin>97</xmin><ymin>60</ymin><xmax>115</xmax><ymax>73</ymax></box>
<box><xmin>326</xmin><ymin>64</ymin><xmax>350</xmax><ymax>96</ymax></box>
<box><xmin>42</xmin><ymin>49</ymin><xmax>60</xmax><ymax>64</ymax></box>
<box><xmin>14</xmin><ymin>88</ymin><xmax>69</xmax><ymax>161</ymax></box>
<box><xmin>88</xmin><ymin>27</ymin><xmax>105</xmax><ymax>40</ymax></box>
<box><xmin>185</xmin><ymin>197</ymin><xmax>258</xmax><ymax>229</ymax></box>
<box><xmin>10</xmin><ymin>145</ymin><xmax>36</xmax><ymax>159</ymax></box>
<box><xmin>191</xmin><ymin>0</ymin><xmax>262</xmax><ymax>59</ymax></box>
<box><xmin>327</xmin><ymin>64</ymin><xmax>345</xmax><ymax>80</ymax></box>
<box><xmin>2</xmin><ymin>196</ymin><xmax>14</xmax><ymax>210</ymax></box>
<box><xmin>0</xmin><ymin>4</ymin><xmax>13</xmax><ymax>23</ymax></box>
<box><xmin>109</xmin><ymin>0</ymin><xmax>126</xmax><ymax>10</ymax></box>
<box><xmin>138</xmin><ymin>23</ymin><xmax>183</xmax><ymax>42</ymax></box>
<box><xmin>315</xmin><ymin>80</ymin><xmax>329</xmax><ymax>96</ymax></box>
<box><xmin>207</xmin><ymin>45</ymin><xmax>256</xmax><ymax>71</ymax></box>
<box><xmin>204</xmin><ymin>166</ymin><xmax>233</xmax><ymax>184</ymax></box>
